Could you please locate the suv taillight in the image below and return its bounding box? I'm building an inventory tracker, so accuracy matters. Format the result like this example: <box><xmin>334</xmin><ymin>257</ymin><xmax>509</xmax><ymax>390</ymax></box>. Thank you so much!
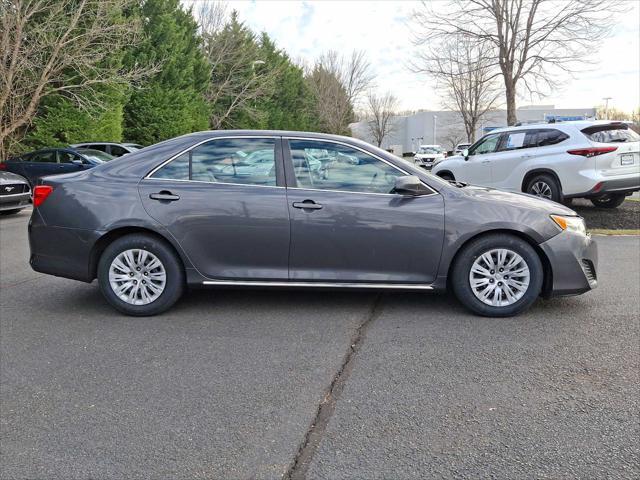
<box><xmin>567</xmin><ymin>146</ymin><xmax>618</xmax><ymax>157</ymax></box>
<box><xmin>33</xmin><ymin>185</ymin><xmax>53</xmax><ymax>207</ymax></box>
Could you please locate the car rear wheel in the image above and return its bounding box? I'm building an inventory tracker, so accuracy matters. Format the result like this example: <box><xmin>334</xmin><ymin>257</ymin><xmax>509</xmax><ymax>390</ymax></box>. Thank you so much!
<box><xmin>97</xmin><ymin>234</ymin><xmax>184</xmax><ymax>316</ymax></box>
<box><xmin>589</xmin><ymin>193</ymin><xmax>626</xmax><ymax>209</ymax></box>
<box><xmin>525</xmin><ymin>174</ymin><xmax>562</xmax><ymax>203</ymax></box>
<box><xmin>451</xmin><ymin>233</ymin><xmax>543</xmax><ymax>317</ymax></box>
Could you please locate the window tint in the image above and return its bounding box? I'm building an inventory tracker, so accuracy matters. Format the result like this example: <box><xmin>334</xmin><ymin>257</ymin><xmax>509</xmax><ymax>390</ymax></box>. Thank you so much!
<box><xmin>582</xmin><ymin>124</ymin><xmax>640</xmax><ymax>143</ymax></box>
<box><xmin>534</xmin><ymin>129</ymin><xmax>569</xmax><ymax>146</ymax></box>
<box><xmin>151</xmin><ymin>138</ymin><xmax>277</xmax><ymax>186</ymax></box>
<box><xmin>109</xmin><ymin>145</ymin><xmax>128</xmax><ymax>157</ymax></box>
<box><xmin>289</xmin><ymin>140</ymin><xmax>402</xmax><ymax>194</ymax></box>
<box><xmin>469</xmin><ymin>134</ymin><xmax>500</xmax><ymax>155</ymax></box>
<box><xmin>30</xmin><ymin>151</ymin><xmax>56</xmax><ymax>163</ymax></box>
<box><xmin>58</xmin><ymin>151</ymin><xmax>80</xmax><ymax>164</ymax></box>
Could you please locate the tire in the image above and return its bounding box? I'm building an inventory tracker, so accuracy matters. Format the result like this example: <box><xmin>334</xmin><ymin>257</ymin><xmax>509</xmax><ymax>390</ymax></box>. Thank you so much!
<box><xmin>451</xmin><ymin>233</ymin><xmax>543</xmax><ymax>317</ymax></box>
<box><xmin>525</xmin><ymin>173</ymin><xmax>562</xmax><ymax>203</ymax></box>
<box><xmin>97</xmin><ymin>234</ymin><xmax>185</xmax><ymax>316</ymax></box>
<box><xmin>438</xmin><ymin>172</ymin><xmax>455</xmax><ymax>182</ymax></box>
<box><xmin>0</xmin><ymin>208</ymin><xmax>22</xmax><ymax>215</ymax></box>
<box><xmin>589</xmin><ymin>193</ymin><xmax>626</xmax><ymax>209</ymax></box>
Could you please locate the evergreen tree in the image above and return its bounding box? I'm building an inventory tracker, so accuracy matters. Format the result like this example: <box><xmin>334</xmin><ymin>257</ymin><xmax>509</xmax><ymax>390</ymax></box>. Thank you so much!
<box><xmin>123</xmin><ymin>0</ymin><xmax>209</xmax><ymax>145</ymax></box>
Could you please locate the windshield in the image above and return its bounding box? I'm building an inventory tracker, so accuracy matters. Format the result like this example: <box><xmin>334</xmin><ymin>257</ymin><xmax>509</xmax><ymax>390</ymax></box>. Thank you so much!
<box><xmin>582</xmin><ymin>124</ymin><xmax>640</xmax><ymax>143</ymax></box>
<box><xmin>417</xmin><ymin>147</ymin><xmax>440</xmax><ymax>154</ymax></box>
<box><xmin>76</xmin><ymin>149</ymin><xmax>115</xmax><ymax>162</ymax></box>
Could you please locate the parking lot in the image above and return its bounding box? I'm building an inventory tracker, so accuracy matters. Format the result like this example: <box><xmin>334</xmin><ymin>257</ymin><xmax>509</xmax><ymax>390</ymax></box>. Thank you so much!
<box><xmin>1</xmin><ymin>209</ymin><xmax>639</xmax><ymax>479</ymax></box>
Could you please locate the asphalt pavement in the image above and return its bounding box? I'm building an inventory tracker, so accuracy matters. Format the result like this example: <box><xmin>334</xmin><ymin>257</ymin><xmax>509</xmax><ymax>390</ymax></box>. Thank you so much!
<box><xmin>1</xmin><ymin>209</ymin><xmax>639</xmax><ymax>479</ymax></box>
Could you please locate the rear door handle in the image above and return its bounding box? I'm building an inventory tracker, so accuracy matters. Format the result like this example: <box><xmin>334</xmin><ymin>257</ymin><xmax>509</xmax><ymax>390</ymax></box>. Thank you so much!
<box><xmin>292</xmin><ymin>200</ymin><xmax>323</xmax><ymax>210</ymax></box>
<box><xmin>149</xmin><ymin>191</ymin><xmax>180</xmax><ymax>202</ymax></box>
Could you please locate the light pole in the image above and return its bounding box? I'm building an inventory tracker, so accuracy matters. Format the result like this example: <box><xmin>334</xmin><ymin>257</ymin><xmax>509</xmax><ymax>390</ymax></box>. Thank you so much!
<box><xmin>603</xmin><ymin>97</ymin><xmax>612</xmax><ymax>120</ymax></box>
<box><xmin>433</xmin><ymin>115</ymin><xmax>437</xmax><ymax>144</ymax></box>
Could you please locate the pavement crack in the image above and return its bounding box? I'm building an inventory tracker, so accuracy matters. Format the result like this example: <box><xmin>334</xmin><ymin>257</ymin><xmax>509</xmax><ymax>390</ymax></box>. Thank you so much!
<box><xmin>284</xmin><ymin>293</ymin><xmax>384</xmax><ymax>480</ymax></box>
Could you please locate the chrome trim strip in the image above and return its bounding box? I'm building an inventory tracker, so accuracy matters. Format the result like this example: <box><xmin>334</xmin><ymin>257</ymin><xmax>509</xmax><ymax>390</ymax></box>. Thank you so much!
<box><xmin>142</xmin><ymin>177</ymin><xmax>285</xmax><ymax>189</ymax></box>
<box><xmin>0</xmin><ymin>192</ymin><xmax>31</xmax><ymax>198</ymax></box>
<box><xmin>202</xmin><ymin>279</ymin><xmax>434</xmax><ymax>289</ymax></box>
<box><xmin>145</xmin><ymin>135</ymin><xmax>281</xmax><ymax>179</ymax></box>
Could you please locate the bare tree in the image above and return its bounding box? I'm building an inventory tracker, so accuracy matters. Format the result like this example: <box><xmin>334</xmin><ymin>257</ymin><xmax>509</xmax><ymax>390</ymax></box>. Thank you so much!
<box><xmin>440</xmin><ymin>123</ymin><xmax>467</xmax><ymax>151</ymax></box>
<box><xmin>413</xmin><ymin>0</ymin><xmax>626</xmax><ymax>125</ymax></box>
<box><xmin>307</xmin><ymin>50</ymin><xmax>374</xmax><ymax>135</ymax></box>
<box><xmin>198</xmin><ymin>5</ymin><xmax>282</xmax><ymax>128</ymax></box>
<box><xmin>0</xmin><ymin>0</ymin><xmax>150</xmax><ymax>158</ymax></box>
<box><xmin>413</xmin><ymin>34</ymin><xmax>499</xmax><ymax>142</ymax></box>
<box><xmin>365</xmin><ymin>91</ymin><xmax>399</xmax><ymax>147</ymax></box>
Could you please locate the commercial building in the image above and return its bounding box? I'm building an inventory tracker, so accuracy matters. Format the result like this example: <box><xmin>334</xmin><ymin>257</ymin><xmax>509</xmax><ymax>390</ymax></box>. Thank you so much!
<box><xmin>350</xmin><ymin>105</ymin><xmax>597</xmax><ymax>154</ymax></box>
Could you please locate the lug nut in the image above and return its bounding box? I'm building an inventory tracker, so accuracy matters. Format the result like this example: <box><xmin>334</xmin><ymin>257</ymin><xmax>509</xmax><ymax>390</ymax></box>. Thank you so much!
<box><xmin>498</xmin><ymin>282</ymin><xmax>502</xmax><ymax>286</ymax></box>
<box><xmin>489</xmin><ymin>279</ymin><xmax>494</xmax><ymax>283</ymax></box>
<box><xmin>490</xmin><ymin>270</ymin><xmax>495</xmax><ymax>274</ymax></box>
<box><xmin>499</xmin><ymin>268</ymin><xmax>503</xmax><ymax>272</ymax></box>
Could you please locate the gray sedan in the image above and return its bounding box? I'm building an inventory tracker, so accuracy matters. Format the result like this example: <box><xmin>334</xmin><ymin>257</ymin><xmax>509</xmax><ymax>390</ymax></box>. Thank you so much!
<box><xmin>28</xmin><ymin>130</ymin><xmax>597</xmax><ymax>317</ymax></box>
<box><xmin>0</xmin><ymin>171</ymin><xmax>31</xmax><ymax>214</ymax></box>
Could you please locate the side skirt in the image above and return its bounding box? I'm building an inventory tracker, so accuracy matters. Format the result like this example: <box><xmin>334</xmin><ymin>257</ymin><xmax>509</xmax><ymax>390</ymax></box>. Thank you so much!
<box><xmin>201</xmin><ymin>280</ymin><xmax>434</xmax><ymax>290</ymax></box>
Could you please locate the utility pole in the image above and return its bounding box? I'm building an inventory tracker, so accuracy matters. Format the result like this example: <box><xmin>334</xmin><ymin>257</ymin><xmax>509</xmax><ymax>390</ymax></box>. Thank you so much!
<box><xmin>603</xmin><ymin>97</ymin><xmax>612</xmax><ymax>120</ymax></box>
<box><xmin>433</xmin><ymin>115</ymin><xmax>438</xmax><ymax>144</ymax></box>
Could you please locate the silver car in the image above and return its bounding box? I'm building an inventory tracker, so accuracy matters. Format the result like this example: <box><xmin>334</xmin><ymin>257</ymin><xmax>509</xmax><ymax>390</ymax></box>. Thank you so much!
<box><xmin>0</xmin><ymin>171</ymin><xmax>31</xmax><ymax>215</ymax></box>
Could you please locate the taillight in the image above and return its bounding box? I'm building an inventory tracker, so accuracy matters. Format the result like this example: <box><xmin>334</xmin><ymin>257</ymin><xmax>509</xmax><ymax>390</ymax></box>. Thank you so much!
<box><xmin>33</xmin><ymin>185</ymin><xmax>53</xmax><ymax>207</ymax></box>
<box><xmin>0</xmin><ymin>162</ymin><xmax>6</xmax><ymax>170</ymax></box>
<box><xmin>567</xmin><ymin>146</ymin><xmax>618</xmax><ymax>157</ymax></box>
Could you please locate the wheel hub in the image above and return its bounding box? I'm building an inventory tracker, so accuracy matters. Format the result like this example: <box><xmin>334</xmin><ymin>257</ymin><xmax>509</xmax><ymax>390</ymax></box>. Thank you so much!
<box><xmin>469</xmin><ymin>248</ymin><xmax>530</xmax><ymax>307</ymax></box>
<box><xmin>108</xmin><ymin>249</ymin><xmax>166</xmax><ymax>305</ymax></box>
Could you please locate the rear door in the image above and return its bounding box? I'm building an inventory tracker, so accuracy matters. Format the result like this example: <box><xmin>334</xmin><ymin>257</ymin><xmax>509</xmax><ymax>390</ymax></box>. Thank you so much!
<box><xmin>138</xmin><ymin>136</ymin><xmax>290</xmax><ymax>280</ymax></box>
<box><xmin>20</xmin><ymin>150</ymin><xmax>60</xmax><ymax>184</ymax></box>
<box><xmin>284</xmin><ymin>138</ymin><xmax>444</xmax><ymax>284</ymax></box>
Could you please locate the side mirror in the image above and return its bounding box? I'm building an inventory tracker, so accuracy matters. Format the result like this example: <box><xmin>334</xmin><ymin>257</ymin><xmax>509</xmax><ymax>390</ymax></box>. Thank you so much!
<box><xmin>462</xmin><ymin>149</ymin><xmax>469</xmax><ymax>160</ymax></box>
<box><xmin>71</xmin><ymin>159</ymin><xmax>83</xmax><ymax>166</ymax></box>
<box><xmin>393</xmin><ymin>175</ymin><xmax>430</xmax><ymax>196</ymax></box>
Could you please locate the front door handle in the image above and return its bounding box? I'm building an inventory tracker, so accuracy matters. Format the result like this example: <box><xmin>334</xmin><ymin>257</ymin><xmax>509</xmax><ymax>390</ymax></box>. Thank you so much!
<box><xmin>149</xmin><ymin>191</ymin><xmax>180</xmax><ymax>202</ymax></box>
<box><xmin>292</xmin><ymin>200</ymin><xmax>323</xmax><ymax>210</ymax></box>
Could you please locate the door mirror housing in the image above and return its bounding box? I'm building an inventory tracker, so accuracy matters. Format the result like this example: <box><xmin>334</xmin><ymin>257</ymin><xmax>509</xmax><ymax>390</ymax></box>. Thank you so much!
<box><xmin>462</xmin><ymin>149</ymin><xmax>469</xmax><ymax>160</ymax></box>
<box><xmin>393</xmin><ymin>175</ymin><xmax>430</xmax><ymax>196</ymax></box>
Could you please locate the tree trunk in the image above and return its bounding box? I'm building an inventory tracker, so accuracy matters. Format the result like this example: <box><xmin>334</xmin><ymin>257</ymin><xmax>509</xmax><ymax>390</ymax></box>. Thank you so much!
<box><xmin>505</xmin><ymin>79</ymin><xmax>517</xmax><ymax>126</ymax></box>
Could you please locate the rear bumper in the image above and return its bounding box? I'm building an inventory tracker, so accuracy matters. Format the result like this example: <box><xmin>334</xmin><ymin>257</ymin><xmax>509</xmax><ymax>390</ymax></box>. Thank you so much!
<box><xmin>28</xmin><ymin>210</ymin><xmax>100</xmax><ymax>282</ymax></box>
<box><xmin>539</xmin><ymin>230</ymin><xmax>598</xmax><ymax>296</ymax></box>
<box><xmin>566</xmin><ymin>175</ymin><xmax>640</xmax><ymax>198</ymax></box>
<box><xmin>0</xmin><ymin>192</ymin><xmax>31</xmax><ymax>211</ymax></box>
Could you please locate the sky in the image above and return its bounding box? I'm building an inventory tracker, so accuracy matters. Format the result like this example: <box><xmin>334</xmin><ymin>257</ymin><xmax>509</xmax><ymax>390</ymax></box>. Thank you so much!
<box><xmin>190</xmin><ymin>0</ymin><xmax>640</xmax><ymax>113</ymax></box>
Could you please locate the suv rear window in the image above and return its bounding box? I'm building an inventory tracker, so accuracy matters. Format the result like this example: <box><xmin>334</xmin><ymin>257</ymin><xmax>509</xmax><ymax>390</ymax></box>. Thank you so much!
<box><xmin>582</xmin><ymin>123</ymin><xmax>640</xmax><ymax>143</ymax></box>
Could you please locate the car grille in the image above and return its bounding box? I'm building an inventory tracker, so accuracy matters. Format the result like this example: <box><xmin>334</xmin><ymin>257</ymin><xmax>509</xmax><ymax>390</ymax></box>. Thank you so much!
<box><xmin>581</xmin><ymin>259</ymin><xmax>597</xmax><ymax>283</ymax></box>
<box><xmin>0</xmin><ymin>184</ymin><xmax>29</xmax><ymax>195</ymax></box>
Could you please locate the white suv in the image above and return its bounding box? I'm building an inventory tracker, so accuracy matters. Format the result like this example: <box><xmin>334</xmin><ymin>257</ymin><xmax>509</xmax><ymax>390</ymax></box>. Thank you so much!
<box><xmin>414</xmin><ymin>145</ymin><xmax>445</xmax><ymax>170</ymax></box>
<box><xmin>432</xmin><ymin>121</ymin><xmax>640</xmax><ymax>208</ymax></box>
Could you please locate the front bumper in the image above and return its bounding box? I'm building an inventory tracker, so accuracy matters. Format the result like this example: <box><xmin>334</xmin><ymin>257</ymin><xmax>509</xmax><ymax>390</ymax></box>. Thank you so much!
<box><xmin>414</xmin><ymin>158</ymin><xmax>438</xmax><ymax>170</ymax></box>
<box><xmin>539</xmin><ymin>230</ymin><xmax>598</xmax><ymax>296</ymax></box>
<box><xmin>0</xmin><ymin>192</ymin><xmax>31</xmax><ymax>211</ymax></box>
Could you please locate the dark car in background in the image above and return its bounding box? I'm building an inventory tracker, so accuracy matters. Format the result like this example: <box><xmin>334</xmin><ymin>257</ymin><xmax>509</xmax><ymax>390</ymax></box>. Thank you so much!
<box><xmin>0</xmin><ymin>171</ymin><xmax>31</xmax><ymax>215</ymax></box>
<box><xmin>1</xmin><ymin>148</ymin><xmax>108</xmax><ymax>186</ymax></box>
<box><xmin>70</xmin><ymin>142</ymin><xmax>142</xmax><ymax>157</ymax></box>
<box><xmin>28</xmin><ymin>130</ymin><xmax>598</xmax><ymax>318</ymax></box>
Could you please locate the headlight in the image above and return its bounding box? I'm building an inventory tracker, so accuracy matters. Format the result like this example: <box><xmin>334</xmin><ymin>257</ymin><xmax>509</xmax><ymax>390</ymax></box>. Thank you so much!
<box><xmin>550</xmin><ymin>215</ymin><xmax>586</xmax><ymax>235</ymax></box>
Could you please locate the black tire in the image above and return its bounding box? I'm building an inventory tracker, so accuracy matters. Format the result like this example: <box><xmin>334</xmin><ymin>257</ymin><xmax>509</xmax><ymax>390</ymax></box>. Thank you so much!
<box><xmin>97</xmin><ymin>233</ymin><xmax>185</xmax><ymax>316</ymax></box>
<box><xmin>0</xmin><ymin>208</ymin><xmax>22</xmax><ymax>215</ymax></box>
<box><xmin>438</xmin><ymin>172</ymin><xmax>455</xmax><ymax>182</ymax></box>
<box><xmin>589</xmin><ymin>193</ymin><xmax>626</xmax><ymax>209</ymax></box>
<box><xmin>451</xmin><ymin>233</ymin><xmax>544</xmax><ymax>317</ymax></box>
<box><xmin>525</xmin><ymin>173</ymin><xmax>562</xmax><ymax>203</ymax></box>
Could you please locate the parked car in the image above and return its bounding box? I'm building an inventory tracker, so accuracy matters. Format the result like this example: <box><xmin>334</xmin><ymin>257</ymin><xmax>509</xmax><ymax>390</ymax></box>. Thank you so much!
<box><xmin>414</xmin><ymin>145</ymin><xmax>446</xmax><ymax>170</ymax></box>
<box><xmin>1</xmin><ymin>148</ymin><xmax>107</xmax><ymax>186</ymax></box>
<box><xmin>432</xmin><ymin>121</ymin><xmax>640</xmax><ymax>208</ymax></box>
<box><xmin>454</xmin><ymin>143</ymin><xmax>472</xmax><ymax>155</ymax></box>
<box><xmin>0</xmin><ymin>171</ymin><xmax>31</xmax><ymax>215</ymax></box>
<box><xmin>29</xmin><ymin>130</ymin><xmax>597</xmax><ymax>318</ymax></box>
<box><xmin>69</xmin><ymin>142</ymin><xmax>142</xmax><ymax>157</ymax></box>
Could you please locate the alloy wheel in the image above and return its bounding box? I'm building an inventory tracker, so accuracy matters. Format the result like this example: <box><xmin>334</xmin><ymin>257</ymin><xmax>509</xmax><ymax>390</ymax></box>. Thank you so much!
<box><xmin>108</xmin><ymin>249</ymin><xmax>166</xmax><ymax>305</ymax></box>
<box><xmin>530</xmin><ymin>181</ymin><xmax>552</xmax><ymax>199</ymax></box>
<box><xmin>469</xmin><ymin>248</ymin><xmax>530</xmax><ymax>307</ymax></box>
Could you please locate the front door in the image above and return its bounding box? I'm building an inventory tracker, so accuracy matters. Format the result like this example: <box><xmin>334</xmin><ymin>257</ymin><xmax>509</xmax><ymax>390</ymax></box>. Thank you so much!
<box><xmin>139</xmin><ymin>136</ymin><xmax>290</xmax><ymax>280</ymax></box>
<box><xmin>284</xmin><ymin>139</ymin><xmax>444</xmax><ymax>284</ymax></box>
<box><xmin>459</xmin><ymin>133</ymin><xmax>501</xmax><ymax>186</ymax></box>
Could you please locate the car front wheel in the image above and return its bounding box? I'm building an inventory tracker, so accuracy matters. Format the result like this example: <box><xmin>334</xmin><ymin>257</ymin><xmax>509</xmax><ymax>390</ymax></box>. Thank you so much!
<box><xmin>589</xmin><ymin>193</ymin><xmax>626</xmax><ymax>209</ymax></box>
<box><xmin>97</xmin><ymin>233</ymin><xmax>185</xmax><ymax>316</ymax></box>
<box><xmin>451</xmin><ymin>233</ymin><xmax>543</xmax><ymax>317</ymax></box>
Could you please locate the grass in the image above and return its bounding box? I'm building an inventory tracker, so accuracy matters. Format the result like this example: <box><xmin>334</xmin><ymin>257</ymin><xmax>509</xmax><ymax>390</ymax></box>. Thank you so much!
<box><xmin>589</xmin><ymin>228</ymin><xmax>640</xmax><ymax>235</ymax></box>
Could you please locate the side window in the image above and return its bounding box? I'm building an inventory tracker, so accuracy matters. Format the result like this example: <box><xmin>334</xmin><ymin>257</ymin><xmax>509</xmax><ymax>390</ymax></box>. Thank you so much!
<box><xmin>150</xmin><ymin>138</ymin><xmax>277</xmax><ymax>186</ymax></box>
<box><xmin>289</xmin><ymin>140</ymin><xmax>402</xmax><ymax>194</ymax></box>
<box><xmin>109</xmin><ymin>145</ymin><xmax>128</xmax><ymax>157</ymax></box>
<box><xmin>499</xmin><ymin>131</ymin><xmax>529</xmax><ymax>151</ymax></box>
<box><xmin>30</xmin><ymin>151</ymin><xmax>56</xmax><ymax>163</ymax></box>
<box><xmin>152</xmin><ymin>152</ymin><xmax>190</xmax><ymax>180</ymax></box>
<box><xmin>58</xmin><ymin>151</ymin><xmax>80</xmax><ymax>164</ymax></box>
<box><xmin>535</xmin><ymin>129</ymin><xmax>569</xmax><ymax>147</ymax></box>
<box><xmin>469</xmin><ymin>134</ymin><xmax>501</xmax><ymax>155</ymax></box>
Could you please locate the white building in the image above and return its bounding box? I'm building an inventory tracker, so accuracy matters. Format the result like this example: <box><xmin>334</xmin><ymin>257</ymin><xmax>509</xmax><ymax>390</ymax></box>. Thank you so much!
<box><xmin>350</xmin><ymin>105</ymin><xmax>597</xmax><ymax>154</ymax></box>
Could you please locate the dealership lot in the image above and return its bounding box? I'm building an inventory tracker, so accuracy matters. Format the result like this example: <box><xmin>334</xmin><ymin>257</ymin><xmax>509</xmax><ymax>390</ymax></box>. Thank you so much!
<box><xmin>1</xmin><ymin>210</ymin><xmax>639</xmax><ymax>479</ymax></box>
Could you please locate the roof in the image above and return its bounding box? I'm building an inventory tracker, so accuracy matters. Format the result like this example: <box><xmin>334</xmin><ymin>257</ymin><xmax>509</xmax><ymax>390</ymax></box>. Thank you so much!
<box><xmin>485</xmin><ymin>119</ymin><xmax>627</xmax><ymax>134</ymax></box>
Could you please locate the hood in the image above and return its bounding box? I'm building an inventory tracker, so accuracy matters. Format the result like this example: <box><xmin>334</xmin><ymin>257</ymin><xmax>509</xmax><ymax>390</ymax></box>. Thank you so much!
<box><xmin>457</xmin><ymin>185</ymin><xmax>577</xmax><ymax>216</ymax></box>
<box><xmin>0</xmin><ymin>171</ymin><xmax>29</xmax><ymax>184</ymax></box>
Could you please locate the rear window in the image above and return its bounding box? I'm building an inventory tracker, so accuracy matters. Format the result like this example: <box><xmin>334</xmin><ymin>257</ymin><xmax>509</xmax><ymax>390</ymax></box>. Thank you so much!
<box><xmin>582</xmin><ymin>124</ymin><xmax>640</xmax><ymax>143</ymax></box>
